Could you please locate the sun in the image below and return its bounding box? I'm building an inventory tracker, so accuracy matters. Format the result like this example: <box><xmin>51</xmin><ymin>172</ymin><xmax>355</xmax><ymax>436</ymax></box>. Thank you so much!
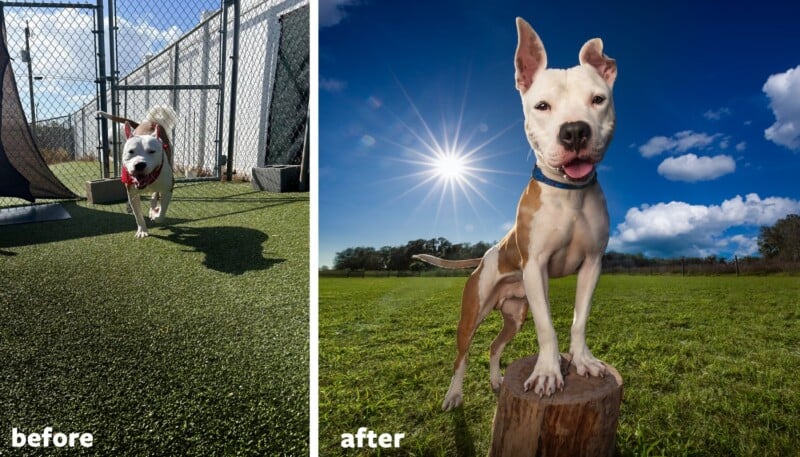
<box><xmin>433</xmin><ymin>150</ymin><xmax>467</xmax><ymax>181</ymax></box>
<box><xmin>372</xmin><ymin>77</ymin><xmax>525</xmax><ymax>232</ymax></box>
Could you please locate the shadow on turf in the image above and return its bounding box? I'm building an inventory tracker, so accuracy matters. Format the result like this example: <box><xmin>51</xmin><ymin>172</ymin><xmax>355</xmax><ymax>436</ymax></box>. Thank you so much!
<box><xmin>0</xmin><ymin>202</ymin><xmax>133</xmax><ymax>252</ymax></box>
<box><xmin>452</xmin><ymin>407</ymin><xmax>476</xmax><ymax>456</ymax></box>
<box><xmin>152</xmin><ymin>225</ymin><xmax>285</xmax><ymax>275</ymax></box>
<box><xmin>0</xmin><ymin>196</ymin><xmax>303</xmax><ymax>253</ymax></box>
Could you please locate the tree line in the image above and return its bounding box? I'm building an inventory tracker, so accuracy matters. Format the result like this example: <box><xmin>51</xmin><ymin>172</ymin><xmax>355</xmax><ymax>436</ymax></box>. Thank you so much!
<box><xmin>327</xmin><ymin>214</ymin><xmax>800</xmax><ymax>272</ymax></box>
<box><xmin>330</xmin><ymin>237</ymin><xmax>493</xmax><ymax>271</ymax></box>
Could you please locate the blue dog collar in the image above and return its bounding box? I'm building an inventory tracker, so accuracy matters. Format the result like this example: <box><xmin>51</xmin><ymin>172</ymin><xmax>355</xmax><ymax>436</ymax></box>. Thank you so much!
<box><xmin>532</xmin><ymin>165</ymin><xmax>597</xmax><ymax>190</ymax></box>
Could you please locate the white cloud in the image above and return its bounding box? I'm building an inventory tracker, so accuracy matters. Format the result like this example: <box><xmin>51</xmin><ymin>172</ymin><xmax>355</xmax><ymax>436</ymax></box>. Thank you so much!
<box><xmin>608</xmin><ymin>193</ymin><xmax>800</xmax><ymax>257</ymax></box>
<box><xmin>657</xmin><ymin>153</ymin><xmax>735</xmax><ymax>182</ymax></box>
<box><xmin>727</xmin><ymin>235</ymin><xmax>759</xmax><ymax>257</ymax></box>
<box><xmin>735</xmin><ymin>141</ymin><xmax>747</xmax><ymax>152</ymax></box>
<box><xmin>638</xmin><ymin>130</ymin><xmax>719</xmax><ymax>158</ymax></box>
<box><xmin>703</xmin><ymin>107</ymin><xmax>731</xmax><ymax>120</ymax></box>
<box><xmin>4</xmin><ymin>10</ymin><xmax>182</xmax><ymax>118</ymax></box>
<box><xmin>763</xmin><ymin>64</ymin><xmax>800</xmax><ymax>150</ymax></box>
<box><xmin>320</xmin><ymin>77</ymin><xmax>347</xmax><ymax>92</ymax></box>
<box><xmin>114</xmin><ymin>17</ymin><xmax>182</xmax><ymax>75</ymax></box>
<box><xmin>319</xmin><ymin>0</ymin><xmax>359</xmax><ymax>28</ymax></box>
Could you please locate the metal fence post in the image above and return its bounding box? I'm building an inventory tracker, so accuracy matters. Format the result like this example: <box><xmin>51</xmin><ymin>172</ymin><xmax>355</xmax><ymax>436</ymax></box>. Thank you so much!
<box><xmin>225</xmin><ymin>0</ymin><xmax>240</xmax><ymax>182</ymax></box>
<box><xmin>95</xmin><ymin>0</ymin><xmax>109</xmax><ymax>178</ymax></box>
<box><xmin>215</xmin><ymin>0</ymin><xmax>229</xmax><ymax>181</ymax></box>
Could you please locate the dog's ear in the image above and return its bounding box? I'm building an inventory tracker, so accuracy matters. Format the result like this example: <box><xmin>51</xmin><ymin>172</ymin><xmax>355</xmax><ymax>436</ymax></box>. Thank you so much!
<box><xmin>579</xmin><ymin>38</ymin><xmax>617</xmax><ymax>88</ymax></box>
<box><xmin>514</xmin><ymin>17</ymin><xmax>547</xmax><ymax>94</ymax></box>
<box><xmin>124</xmin><ymin>121</ymin><xmax>134</xmax><ymax>139</ymax></box>
<box><xmin>152</xmin><ymin>124</ymin><xmax>162</xmax><ymax>140</ymax></box>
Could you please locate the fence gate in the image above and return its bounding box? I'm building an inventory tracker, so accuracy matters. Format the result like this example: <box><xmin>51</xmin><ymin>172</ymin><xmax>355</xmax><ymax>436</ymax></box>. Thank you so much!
<box><xmin>0</xmin><ymin>0</ymin><xmax>106</xmax><ymax>209</ymax></box>
<box><xmin>107</xmin><ymin>0</ymin><xmax>226</xmax><ymax>182</ymax></box>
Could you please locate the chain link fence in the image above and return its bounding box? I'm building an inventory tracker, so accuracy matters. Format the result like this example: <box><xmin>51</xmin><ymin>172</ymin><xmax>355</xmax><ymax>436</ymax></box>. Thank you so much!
<box><xmin>0</xmin><ymin>3</ymin><xmax>102</xmax><ymax>208</ymax></box>
<box><xmin>1</xmin><ymin>0</ymin><xmax>310</xmax><ymax>212</ymax></box>
<box><xmin>108</xmin><ymin>0</ymin><xmax>224</xmax><ymax>182</ymax></box>
<box><xmin>229</xmin><ymin>0</ymin><xmax>308</xmax><ymax>192</ymax></box>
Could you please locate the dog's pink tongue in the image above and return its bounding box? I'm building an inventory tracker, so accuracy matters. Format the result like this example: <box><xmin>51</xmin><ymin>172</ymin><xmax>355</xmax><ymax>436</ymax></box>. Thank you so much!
<box><xmin>563</xmin><ymin>160</ymin><xmax>594</xmax><ymax>180</ymax></box>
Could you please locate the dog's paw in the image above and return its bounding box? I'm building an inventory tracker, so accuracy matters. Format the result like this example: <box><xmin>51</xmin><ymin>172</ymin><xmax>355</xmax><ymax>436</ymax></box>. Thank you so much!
<box><xmin>571</xmin><ymin>351</ymin><xmax>607</xmax><ymax>378</ymax></box>
<box><xmin>441</xmin><ymin>392</ymin><xmax>463</xmax><ymax>411</ymax></box>
<box><xmin>149</xmin><ymin>207</ymin><xmax>161</xmax><ymax>221</ymax></box>
<box><xmin>491</xmin><ymin>375</ymin><xmax>504</xmax><ymax>394</ymax></box>
<box><xmin>523</xmin><ymin>356</ymin><xmax>564</xmax><ymax>397</ymax></box>
<box><xmin>135</xmin><ymin>229</ymin><xmax>149</xmax><ymax>239</ymax></box>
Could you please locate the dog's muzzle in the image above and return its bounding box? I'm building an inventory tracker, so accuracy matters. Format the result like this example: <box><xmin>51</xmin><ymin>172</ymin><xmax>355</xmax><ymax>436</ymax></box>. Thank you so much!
<box><xmin>558</xmin><ymin>121</ymin><xmax>592</xmax><ymax>152</ymax></box>
<box><xmin>121</xmin><ymin>163</ymin><xmax>163</xmax><ymax>189</ymax></box>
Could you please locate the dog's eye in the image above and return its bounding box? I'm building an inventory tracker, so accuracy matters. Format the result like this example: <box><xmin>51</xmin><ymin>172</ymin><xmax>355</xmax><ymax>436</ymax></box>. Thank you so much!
<box><xmin>592</xmin><ymin>95</ymin><xmax>606</xmax><ymax>105</ymax></box>
<box><xmin>534</xmin><ymin>101</ymin><xmax>551</xmax><ymax>111</ymax></box>
<box><xmin>147</xmin><ymin>150</ymin><xmax>156</xmax><ymax>154</ymax></box>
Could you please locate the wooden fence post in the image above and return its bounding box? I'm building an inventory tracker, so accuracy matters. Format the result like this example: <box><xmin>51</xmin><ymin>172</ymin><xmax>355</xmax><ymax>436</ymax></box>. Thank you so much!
<box><xmin>489</xmin><ymin>354</ymin><xmax>623</xmax><ymax>457</ymax></box>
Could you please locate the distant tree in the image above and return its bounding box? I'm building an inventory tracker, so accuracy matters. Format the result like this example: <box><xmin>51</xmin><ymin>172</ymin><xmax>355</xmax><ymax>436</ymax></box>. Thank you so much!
<box><xmin>758</xmin><ymin>214</ymin><xmax>800</xmax><ymax>261</ymax></box>
<box><xmin>333</xmin><ymin>246</ymin><xmax>382</xmax><ymax>270</ymax></box>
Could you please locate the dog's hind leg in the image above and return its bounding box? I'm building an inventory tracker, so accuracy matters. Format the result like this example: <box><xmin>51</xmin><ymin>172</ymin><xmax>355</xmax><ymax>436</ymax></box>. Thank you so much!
<box><xmin>489</xmin><ymin>297</ymin><xmax>527</xmax><ymax>393</ymax></box>
<box><xmin>442</xmin><ymin>269</ymin><xmax>490</xmax><ymax>411</ymax></box>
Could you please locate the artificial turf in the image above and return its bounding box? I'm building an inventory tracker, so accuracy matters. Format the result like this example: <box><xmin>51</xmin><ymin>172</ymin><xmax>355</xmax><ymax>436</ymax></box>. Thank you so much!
<box><xmin>0</xmin><ymin>182</ymin><xmax>309</xmax><ymax>455</ymax></box>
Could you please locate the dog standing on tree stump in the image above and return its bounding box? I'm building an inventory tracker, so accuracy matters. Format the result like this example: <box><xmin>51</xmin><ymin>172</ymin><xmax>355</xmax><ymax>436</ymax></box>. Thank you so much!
<box><xmin>414</xmin><ymin>17</ymin><xmax>617</xmax><ymax>411</ymax></box>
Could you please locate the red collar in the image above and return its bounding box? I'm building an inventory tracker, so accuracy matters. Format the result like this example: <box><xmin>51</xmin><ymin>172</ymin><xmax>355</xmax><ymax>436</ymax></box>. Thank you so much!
<box><xmin>121</xmin><ymin>162</ymin><xmax>163</xmax><ymax>189</ymax></box>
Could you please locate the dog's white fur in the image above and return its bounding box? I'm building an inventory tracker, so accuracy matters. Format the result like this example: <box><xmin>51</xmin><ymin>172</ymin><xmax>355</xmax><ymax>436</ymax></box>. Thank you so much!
<box><xmin>98</xmin><ymin>106</ymin><xmax>177</xmax><ymax>238</ymax></box>
<box><xmin>415</xmin><ymin>18</ymin><xmax>617</xmax><ymax>411</ymax></box>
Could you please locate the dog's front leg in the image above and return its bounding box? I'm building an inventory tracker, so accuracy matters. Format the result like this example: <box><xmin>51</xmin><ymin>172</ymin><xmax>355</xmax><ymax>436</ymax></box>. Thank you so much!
<box><xmin>128</xmin><ymin>192</ymin><xmax>148</xmax><ymax>238</ymax></box>
<box><xmin>149</xmin><ymin>192</ymin><xmax>160</xmax><ymax>220</ymax></box>
<box><xmin>148</xmin><ymin>189</ymin><xmax>172</xmax><ymax>223</ymax></box>
<box><xmin>570</xmin><ymin>255</ymin><xmax>607</xmax><ymax>377</ymax></box>
<box><xmin>522</xmin><ymin>260</ymin><xmax>563</xmax><ymax>396</ymax></box>
<box><xmin>154</xmin><ymin>189</ymin><xmax>172</xmax><ymax>223</ymax></box>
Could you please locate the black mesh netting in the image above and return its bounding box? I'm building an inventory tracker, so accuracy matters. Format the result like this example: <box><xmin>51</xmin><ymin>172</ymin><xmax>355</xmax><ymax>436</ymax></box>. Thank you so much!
<box><xmin>0</xmin><ymin>10</ymin><xmax>76</xmax><ymax>202</ymax></box>
<box><xmin>264</xmin><ymin>4</ymin><xmax>309</xmax><ymax>166</ymax></box>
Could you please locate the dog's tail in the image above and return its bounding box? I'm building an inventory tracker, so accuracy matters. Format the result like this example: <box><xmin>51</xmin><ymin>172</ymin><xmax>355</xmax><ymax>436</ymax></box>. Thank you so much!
<box><xmin>412</xmin><ymin>254</ymin><xmax>482</xmax><ymax>269</ymax></box>
<box><xmin>96</xmin><ymin>110</ymin><xmax>138</xmax><ymax>128</ymax></box>
<box><xmin>145</xmin><ymin>106</ymin><xmax>177</xmax><ymax>131</ymax></box>
<box><xmin>96</xmin><ymin>106</ymin><xmax>176</xmax><ymax>131</ymax></box>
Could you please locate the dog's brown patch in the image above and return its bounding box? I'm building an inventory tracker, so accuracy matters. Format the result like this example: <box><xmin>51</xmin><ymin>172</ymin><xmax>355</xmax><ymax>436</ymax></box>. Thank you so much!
<box><xmin>497</xmin><ymin>231</ymin><xmax>522</xmax><ymax>274</ymax></box>
<box><xmin>512</xmin><ymin>179</ymin><xmax>541</xmax><ymax>269</ymax></box>
<box><xmin>454</xmin><ymin>263</ymin><xmax>484</xmax><ymax>370</ymax></box>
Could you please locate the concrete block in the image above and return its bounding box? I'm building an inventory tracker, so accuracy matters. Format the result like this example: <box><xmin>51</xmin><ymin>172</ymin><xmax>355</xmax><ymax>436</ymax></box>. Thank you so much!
<box><xmin>85</xmin><ymin>178</ymin><xmax>127</xmax><ymax>204</ymax></box>
<box><xmin>251</xmin><ymin>165</ymin><xmax>300</xmax><ymax>192</ymax></box>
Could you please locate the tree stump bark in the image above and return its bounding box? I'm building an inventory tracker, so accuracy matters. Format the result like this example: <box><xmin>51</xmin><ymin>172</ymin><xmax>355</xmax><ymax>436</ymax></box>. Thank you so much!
<box><xmin>489</xmin><ymin>353</ymin><xmax>623</xmax><ymax>457</ymax></box>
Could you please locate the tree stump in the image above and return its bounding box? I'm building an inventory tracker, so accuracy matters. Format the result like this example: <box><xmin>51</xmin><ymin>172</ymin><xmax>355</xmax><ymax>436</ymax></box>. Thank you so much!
<box><xmin>489</xmin><ymin>353</ymin><xmax>623</xmax><ymax>457</ymax></box>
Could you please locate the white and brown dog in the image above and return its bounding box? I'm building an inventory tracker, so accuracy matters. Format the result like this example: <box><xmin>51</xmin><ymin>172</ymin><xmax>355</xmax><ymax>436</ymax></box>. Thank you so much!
<box><xmin>414</xmin><ymin>18</ymin><xmax>617</xmax><ymax>411</ymax></box>
<box><xmin>98</xmin><ymin>106</ymin><xmax>177</xmax><ymax>238</ymax></box>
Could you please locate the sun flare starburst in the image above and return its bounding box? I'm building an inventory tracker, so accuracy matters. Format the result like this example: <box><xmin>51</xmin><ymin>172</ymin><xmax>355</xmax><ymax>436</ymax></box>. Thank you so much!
<box><xmin>433</xmin><ymin>150</ymin><xmax>467</xmax><ymax>181</ymax></box>
<box><xmin>375</xmin><ymin>81</ymin><xmax>524</xmax><ymax>233</ymax></box>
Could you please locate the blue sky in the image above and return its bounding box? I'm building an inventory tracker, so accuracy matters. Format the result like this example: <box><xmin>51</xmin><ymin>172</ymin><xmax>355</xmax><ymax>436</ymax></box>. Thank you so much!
<box><xmin>318</xmin><ymin>0</ymin><xmax>800</xmax><ymax>268</ymax></box>
<box><xmin>5</xmin><ymin>1</ymin><xmax>214</xmax><ymax>121</ymax></box>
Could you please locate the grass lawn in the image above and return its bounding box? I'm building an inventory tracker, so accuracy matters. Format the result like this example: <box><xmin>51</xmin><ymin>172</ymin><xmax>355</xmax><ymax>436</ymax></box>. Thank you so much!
<box><xmin>0</xmin><ymin>182</ymin><xmax>309</xmax><ymax>455</ymax></box>
<box><xmin>319</xmin><ymin>275</ymin><xmax>800</xmax><ymax>456</ymax></box>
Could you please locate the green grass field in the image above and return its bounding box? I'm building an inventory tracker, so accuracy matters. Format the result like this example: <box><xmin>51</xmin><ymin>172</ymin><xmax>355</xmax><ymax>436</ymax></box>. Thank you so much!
<box><xmin>319</xmin><ymin>275</ymin><xmax>800</xmax><ymax>456</ymax></box>
<box><xmin>0</xmin><ymin>183</ymin><xmax>309</xmax><ymax>455</ymax></box>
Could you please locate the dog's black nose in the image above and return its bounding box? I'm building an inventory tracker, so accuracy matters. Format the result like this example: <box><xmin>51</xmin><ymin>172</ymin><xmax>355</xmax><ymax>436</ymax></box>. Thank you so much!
<box><xmin>134</xmin><ymin>162</ymin><xmax>147</xmax><ymax>171</ymax></box>
<box><xmin>558</xmin><ymin>121</ymin><xmax>592</xmax><ymax>151</ymax></box>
